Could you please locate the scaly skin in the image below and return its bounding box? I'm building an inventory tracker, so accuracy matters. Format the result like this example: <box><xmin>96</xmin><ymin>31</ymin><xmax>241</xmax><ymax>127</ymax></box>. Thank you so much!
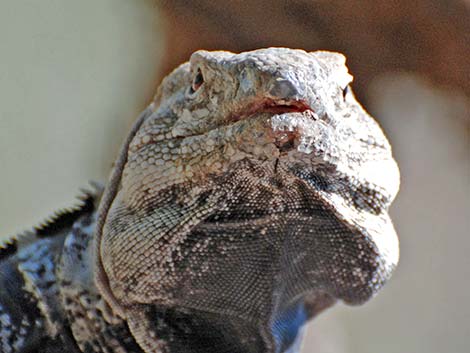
<box><xmin>1</xmin><ymin>48</ymin><xmax>399</xmax><ymax>353</ymax></box>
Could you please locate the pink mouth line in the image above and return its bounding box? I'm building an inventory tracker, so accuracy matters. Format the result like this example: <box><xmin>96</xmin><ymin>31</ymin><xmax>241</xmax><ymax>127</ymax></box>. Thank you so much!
<box><xmin>228</xmin><ymin>97</ymin><xmax>313</xmax><ymax>123</ymax></box>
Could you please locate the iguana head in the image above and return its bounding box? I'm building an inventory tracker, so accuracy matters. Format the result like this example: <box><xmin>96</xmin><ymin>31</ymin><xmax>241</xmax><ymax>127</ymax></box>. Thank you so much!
<box><xmin>94</xmin><ymin>48</ymin><xmax>400</xmax><ymax>352</ymax></box>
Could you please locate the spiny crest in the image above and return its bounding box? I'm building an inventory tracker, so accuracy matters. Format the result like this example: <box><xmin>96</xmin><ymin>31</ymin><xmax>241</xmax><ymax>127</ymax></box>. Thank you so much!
<box><xmin>0</xmin><ymin>236</ymin><xmax>18</xmax><ymax>260</ymax></box>
<box><xmin>0</xmin><ymin>182</ymin><xmax>103</xmax><ymax>261</ymax></box>
<box><xmin>35</xmin><ymin>182</ymin><xmax>103</xmax><ymax>237</ymax></box>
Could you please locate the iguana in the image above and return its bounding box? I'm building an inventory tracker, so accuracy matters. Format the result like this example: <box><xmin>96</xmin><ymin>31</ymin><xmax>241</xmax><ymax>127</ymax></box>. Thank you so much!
<box><xmin>0</xmin><ymin>48</ymin><xmax>400</xmax><ymax>353</ymax></box>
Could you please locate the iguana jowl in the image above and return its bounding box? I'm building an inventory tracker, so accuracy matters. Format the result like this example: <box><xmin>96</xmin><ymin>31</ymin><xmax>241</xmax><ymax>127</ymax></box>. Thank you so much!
<box><xmin>0</xmin><ymin>48</ymin><xmax>400</xmax><ymax>353</ymax></box>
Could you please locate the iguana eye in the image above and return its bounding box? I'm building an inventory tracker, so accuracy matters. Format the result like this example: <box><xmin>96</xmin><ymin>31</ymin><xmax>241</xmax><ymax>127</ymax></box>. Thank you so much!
<box><xmin>189</xmin><ymin>69</ymin><xmax>204</xmax><ymax>94</ymax></box>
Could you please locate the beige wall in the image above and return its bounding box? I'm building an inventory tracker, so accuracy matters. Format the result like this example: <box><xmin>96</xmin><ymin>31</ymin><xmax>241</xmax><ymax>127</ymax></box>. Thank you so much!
<box><xmin>1</xmin><ymin>1</ymin><xmax>469</xmax><ymax>353</ymax></box>
<box><xmin>0</xmin><ymin>0</ymin><xmax>163</xmax><ymax>236</ymax></box>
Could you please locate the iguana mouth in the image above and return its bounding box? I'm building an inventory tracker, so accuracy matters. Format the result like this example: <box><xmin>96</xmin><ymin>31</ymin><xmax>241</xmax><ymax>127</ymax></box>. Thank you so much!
<box><xmin>224</xmin><ymin>98</ymin><xmax>316</xmax><ymax>154</ymax></box>
<box><xmin>228</xmin><ymin>98</ymin><xmax>313</xmax><ymax>123</ymax></box>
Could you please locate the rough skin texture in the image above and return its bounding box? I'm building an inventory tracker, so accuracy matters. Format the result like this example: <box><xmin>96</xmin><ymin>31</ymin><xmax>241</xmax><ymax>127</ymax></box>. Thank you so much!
<box><xmin>0</xmin><ymin>48</ymin><xmax>400</xmax><ymax>353</ymax></box>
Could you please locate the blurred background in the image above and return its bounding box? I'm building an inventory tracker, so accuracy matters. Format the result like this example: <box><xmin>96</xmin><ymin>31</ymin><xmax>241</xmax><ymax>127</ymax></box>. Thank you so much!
<box><xmin>0</xmin><ymin>1</ymin><xmax>469</xmax><ymax>352</ymax></box>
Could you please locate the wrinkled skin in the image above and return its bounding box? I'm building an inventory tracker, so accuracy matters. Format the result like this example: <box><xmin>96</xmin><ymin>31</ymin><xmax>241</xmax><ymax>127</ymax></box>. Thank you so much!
<box><xmin>93</xmin><ymin>48</ymin><xmax>400</xmax><ymax>353</ymax></box>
